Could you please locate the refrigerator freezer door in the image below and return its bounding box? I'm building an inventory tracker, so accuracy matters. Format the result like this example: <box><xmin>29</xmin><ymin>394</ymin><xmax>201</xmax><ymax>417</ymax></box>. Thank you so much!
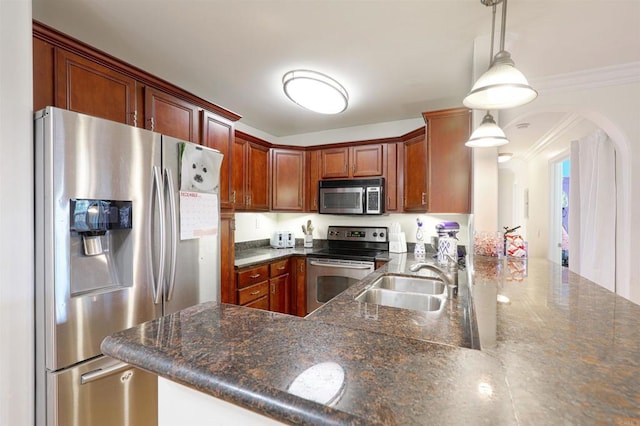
<box><xmin>35</xmin><ymin>107</ymin><xmax>162</xmax><ymax>371</ymax></box>
<box><xmin>49</xmin><ymin>356</ymin><xmax>157</xmax><ymax>426</ymax></box>
<box><xmin>161</xmin><ymin>136</ymin><xmax>223</xmax><ymax>314</ymax></box>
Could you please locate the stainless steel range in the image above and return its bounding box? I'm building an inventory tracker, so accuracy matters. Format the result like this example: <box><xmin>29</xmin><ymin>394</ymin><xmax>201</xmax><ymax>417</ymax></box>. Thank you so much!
<box><xmin>306</xmin><ymin>226</ymin><xmax>389</xmax><ymax>314</ymax></box>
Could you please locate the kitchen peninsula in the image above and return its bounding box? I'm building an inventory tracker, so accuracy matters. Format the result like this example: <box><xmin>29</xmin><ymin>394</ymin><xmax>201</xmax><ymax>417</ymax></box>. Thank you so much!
<box><xmin>102</xmin><ymin>255</ymin><xmax>640</xmax><ymax>425</ymax></box>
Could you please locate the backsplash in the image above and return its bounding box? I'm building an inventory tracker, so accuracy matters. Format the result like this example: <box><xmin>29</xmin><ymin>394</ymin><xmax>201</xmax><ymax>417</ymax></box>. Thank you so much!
<box><xmin>234</xmin><ymin>212</ymin><xmax>471</xmax><ymax>246</ymax></box>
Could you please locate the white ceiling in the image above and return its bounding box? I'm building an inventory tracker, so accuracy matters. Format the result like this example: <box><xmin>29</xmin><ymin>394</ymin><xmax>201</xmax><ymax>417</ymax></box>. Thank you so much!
<box><xmin>32</xmin><ymin>0</ymin><xmax>640</xmax><ymax>159</ymax></box>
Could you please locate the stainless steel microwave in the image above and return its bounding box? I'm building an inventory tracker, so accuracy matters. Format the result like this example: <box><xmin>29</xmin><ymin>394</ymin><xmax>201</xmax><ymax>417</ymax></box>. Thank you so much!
<box><xmin>318</xmin><ymin>178</ymin><xmax>385</xmax><ymax>215</ymax></box>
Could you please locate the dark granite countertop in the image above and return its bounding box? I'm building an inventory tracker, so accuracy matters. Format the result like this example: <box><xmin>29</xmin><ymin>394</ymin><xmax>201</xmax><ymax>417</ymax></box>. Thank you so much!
<box><xmin>234</xmin><ymin>246</ymin><xmax>314</xmax><ymax>269</ymax></box>
<box><xmin>102</xmin><ymin>254</ymin><xmax>640</xmax><ymax>425</ymax></box>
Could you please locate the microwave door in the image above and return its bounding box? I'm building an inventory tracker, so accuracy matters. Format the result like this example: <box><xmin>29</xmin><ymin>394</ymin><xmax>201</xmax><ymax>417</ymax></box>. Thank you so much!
<box><xmin>320</xmin><ymin>187</ymin><xmax>364</xmax><ymax>214</ymax></box>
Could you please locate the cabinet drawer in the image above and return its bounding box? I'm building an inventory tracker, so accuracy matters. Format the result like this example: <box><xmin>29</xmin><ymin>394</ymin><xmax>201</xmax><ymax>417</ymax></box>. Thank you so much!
<box><xmin>237</xmin><ymin>265</ymin><xmax>269</xmax><ymax>289</ymax></box>
<box><xmin>237</xmin><ymin>281</ymin><xmax>269</xmax><ymax>305</ymax></box>
<box><xmin>243</xmin><ymin>295</ymin><xmax>269</xmax><ymax>311</ymax></box>
<box><xmin>269</xmin><ymin>259</ymin><xmax>289</xmax><ymax>277</ymax></box>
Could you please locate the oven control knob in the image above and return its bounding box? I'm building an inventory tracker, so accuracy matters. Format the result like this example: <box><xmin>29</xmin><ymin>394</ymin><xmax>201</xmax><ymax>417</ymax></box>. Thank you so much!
<box><xmin>373</xmin><ymin>232</ymin><xmax>378</xmax><ymax>237</ymax></box>
<box><xmin>379</xmin><ymin>232</ymin><xmax>385</xmax><ymax>238</ymax></box>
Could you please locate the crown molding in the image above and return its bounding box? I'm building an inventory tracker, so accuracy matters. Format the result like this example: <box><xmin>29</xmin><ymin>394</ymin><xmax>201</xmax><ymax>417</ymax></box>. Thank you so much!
<box><xmin>531</xmin><ymin>62</ymin><xmax>640</xmax><ymax>94</ymax></box>
<box><xmin>522</xmin><ymin>113</ymin><xmax>584</xmax><ymax>162</ymax></box>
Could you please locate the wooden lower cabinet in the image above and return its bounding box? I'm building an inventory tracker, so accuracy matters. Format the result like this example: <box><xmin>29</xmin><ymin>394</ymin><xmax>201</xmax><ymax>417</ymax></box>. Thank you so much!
<box><xmin>243</xmin><ymin>295</ymin><xmax>269</xmax><ymax>310</ymax></box>
<box><xmin>291</xmin><ymin>257</ymin><xmax>307</xmax><ymax>317</ymax></box>
<box><xmin>238</xmin><ymin>281</ymin><xmax>269</xmax><ymax>306</ymax></box>
<box><xmin>234</xmin><ymin>257</ymin><xmax>302</xmax><ymax>315</ymax></box>
<box><xmin>236</xmin><ymin>264</ymin><xmax>269</xmax><ymax>310</ymax></box>
<box><xmin>269</xmin><ymin>274</ymin><xmax>290</xmax><ymax>314</ymax></box>
<box><xmin>220</xmin><ymin>212</ymin><xmax>236</xmax><ymax>304</ymax></box>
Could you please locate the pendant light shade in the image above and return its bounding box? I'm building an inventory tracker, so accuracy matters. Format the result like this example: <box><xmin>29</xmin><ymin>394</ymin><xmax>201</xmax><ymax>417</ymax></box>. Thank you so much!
<box><xmin>282</xmin><ymin>70</ymin><xmax>348</xmax><ymax>114</ymax></box>
<box><xmin>463</xmin><ymin>51</ymin><xmax>537</xmax><ymax>110</ymax></box>
<box><xmin>463</xmin><ymin>0</ymin><xmax>537</xmax><ymax>110</ymax></box>
<box><xmin>465</xmin><ymin>112</ymin><xmax>509</xmax><ymax>147</ymax></box>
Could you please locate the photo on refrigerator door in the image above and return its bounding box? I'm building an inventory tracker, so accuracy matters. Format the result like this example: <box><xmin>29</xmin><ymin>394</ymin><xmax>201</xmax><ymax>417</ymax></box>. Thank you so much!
<box><xmin>179</xmin><ymin>143</ymin><xmax>217</xmax><ymax>193</ymax></box>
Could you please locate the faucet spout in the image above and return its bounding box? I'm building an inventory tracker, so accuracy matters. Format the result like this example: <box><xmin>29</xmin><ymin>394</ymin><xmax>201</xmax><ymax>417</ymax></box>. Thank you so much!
<box><xmin>409</xmin><ymin>258</ymin><xmax>458</xmax><ymax>298</ymax></box>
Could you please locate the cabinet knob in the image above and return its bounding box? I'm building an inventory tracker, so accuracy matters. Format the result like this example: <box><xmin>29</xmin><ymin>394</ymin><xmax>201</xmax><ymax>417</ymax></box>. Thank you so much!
<box><xmin>249</xmin><ymin>273</ymin><xmax>261</xmax><ymax>279</ymax></box>
<box><xmin>421</xmin><ymin>192</ymin><xmax>426</xmax><ymax>205</ymax></box>
<box><xmin>250</xmin><ymin>290</ymin><xmax>261</xmax><ymax>296</ymax></box>
<box><xmin>231</xmin><ymin>190</ymin><xmax>236</xmax><ymax>204</ymax></box>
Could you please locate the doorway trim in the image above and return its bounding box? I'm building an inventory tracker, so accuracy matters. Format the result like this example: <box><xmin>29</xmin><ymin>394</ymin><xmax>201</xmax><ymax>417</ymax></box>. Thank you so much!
<box><xmin>548</xmin><ymin>150</ymin><xmax>569</xmax><ymax>265</ymax></box>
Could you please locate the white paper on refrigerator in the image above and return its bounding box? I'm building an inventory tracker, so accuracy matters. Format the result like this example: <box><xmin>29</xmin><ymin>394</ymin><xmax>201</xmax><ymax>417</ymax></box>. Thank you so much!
<box><xmin>179</xmin><ymin>191</ymin><xmax>218</xmax><ymax>240</ymax></box>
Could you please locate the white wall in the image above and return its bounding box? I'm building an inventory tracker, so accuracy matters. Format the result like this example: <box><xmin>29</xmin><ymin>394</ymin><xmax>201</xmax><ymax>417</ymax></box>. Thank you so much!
<box><xmin>0</xmin><ymin>1</ymin><xmax>34</xmax><ymax>425</ymax></box>
<box><xmin>501</xmin><ymin>73</ymin><xmax>640</xmax><ymax>304</ymax></box>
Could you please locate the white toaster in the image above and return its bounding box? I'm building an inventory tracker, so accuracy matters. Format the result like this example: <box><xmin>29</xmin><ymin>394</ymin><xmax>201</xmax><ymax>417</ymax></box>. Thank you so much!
<box><xmin>271</xmin><ymin>231</ymin><xmax>286</xmax><ymax>248</ymax></box>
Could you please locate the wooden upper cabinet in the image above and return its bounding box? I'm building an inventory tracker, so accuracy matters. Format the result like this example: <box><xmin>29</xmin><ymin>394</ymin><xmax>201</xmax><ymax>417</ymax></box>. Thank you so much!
<box><xmin>272</xmin><ymin>149</ymin><xmax>305</xmax><ymax>211</ymax></box>
<box><xmin>233</xmin><ymin>135</ymin><xmax>270</xmax><ymax>211</ymax></box>
<box><xmin>385</xmin><ymin>142</ymin><xmax>402</xmax><ymax>212</ymax></box>
<box><xmin>403</xmin><ymin>130</ymin><xmax>428</xmax><ymax>212</ymax></box>
<box><xmin>320</xmin><ymin>144</ymin><xmax>384</xmax><ymax>179</ymax></box>
<box><xmin>145</xmin><ymin>87</ymin><xmax>199</xmax><ymax>143</ymax></box>
<box><xmin>321</xmin><ymin>147</ymin><xmax>350</xmax><ymax>178</ymax></box>
<box><xmin>423</xmin><ymin>108</ymin><xmax>472</xmax><ymax>214</ymax></box>
<box><xmin>306</xmin><ymin>150</ymin><xmax>321</xmax><ymax>212</ymax></box>
<box><xmin>55</xmin><ymin>49</ymin><xmax>137</xmax><ymax>125</ymax></box>
<box><xmin>351</xmin><ymin>144</ymin><xmax>384</xmax><ymax>177</ymax></box>
<box><xmin>247</xmin><ymin>143</ymin><xmax>270</xmax><ymax>211</ymax></box>
<box><xmin>200</xmin><ymin>110</ymin><xmax>234</xmax><ymax>209</ymax></box>
<box><xmin>33</xmin><ymin>37</ymin><xmax>55</xmax><ymax>111</ymax></box>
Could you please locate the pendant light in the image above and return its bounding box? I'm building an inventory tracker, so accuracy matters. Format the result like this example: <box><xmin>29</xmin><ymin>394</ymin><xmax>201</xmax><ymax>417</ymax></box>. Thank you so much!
<box><xmin>465</xmin><ymin>3</ymin><xmax>509</xmax><ymax>148</ymax></box>
<box><xmin>465</xmin><ymin>112</ymin><xmax>509</xmax><ymax>147</ymax></box>
<box><xmin>282</xmin><ymin>70</ymin><xmax>349</xmax><ymax>114</ymax></box>
<box><xmin>463</xmin><ymin>0</ymin><xmax>537</xmax><ymax>110</ymax></box>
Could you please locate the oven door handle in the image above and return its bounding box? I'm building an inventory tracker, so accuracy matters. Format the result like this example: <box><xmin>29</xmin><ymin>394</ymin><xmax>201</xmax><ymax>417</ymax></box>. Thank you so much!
<box><xmin>309</xmin><ymin>261</ymin><xmax>372</xmax><ymax>270</ymax></box>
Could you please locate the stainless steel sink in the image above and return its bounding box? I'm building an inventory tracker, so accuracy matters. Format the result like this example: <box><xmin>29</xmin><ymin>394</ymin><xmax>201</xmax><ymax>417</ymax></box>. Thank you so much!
<box><xmin>355</xmin><ymin>288</ymin><xmax>443</xmax><ymax>312</ymax></box>
<box><xmin>354</xmin><ymin>274</ymin><xmax>447</xmax><ymax>312</ymax></box>
<box><xmin>369</xmin><ymin>275</ymin><xmax>446</xmax><ymax>297</ymax></box>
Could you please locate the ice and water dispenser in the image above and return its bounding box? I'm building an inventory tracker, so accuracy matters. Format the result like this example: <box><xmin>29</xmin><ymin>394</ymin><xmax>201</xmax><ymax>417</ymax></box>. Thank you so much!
<box><xmin>69</xmin><ymin>199</ymin><xmax>133</xmax><ymax>294</ymax></box>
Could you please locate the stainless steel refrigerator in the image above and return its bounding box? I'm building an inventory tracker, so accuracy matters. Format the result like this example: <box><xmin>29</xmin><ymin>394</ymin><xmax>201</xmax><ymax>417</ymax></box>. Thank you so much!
<box><xmin>35</xmin><ymin>107</ymin><xmax>223</xmax><ymax>426</ymax></box>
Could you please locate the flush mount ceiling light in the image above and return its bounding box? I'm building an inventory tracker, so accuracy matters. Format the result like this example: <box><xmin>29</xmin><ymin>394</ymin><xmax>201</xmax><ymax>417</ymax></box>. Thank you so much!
<box><xmin>282</xmin><ymin>70</ymin><xmax>348</xmax><ymax>114</ymax></box>
<box><xmin>497</xmin><ymin>152</ymin><xmax>514</xmax><ymax>162</ymax></box>
<box><xmin>465</xmin><ymin>112</ymin><xmax>509</xmax><ymax>147</ymax></box>
<box><xmin>463</xmin><ymin>0</ymin><xmax>537</xmax><ymax>110</ymax></box>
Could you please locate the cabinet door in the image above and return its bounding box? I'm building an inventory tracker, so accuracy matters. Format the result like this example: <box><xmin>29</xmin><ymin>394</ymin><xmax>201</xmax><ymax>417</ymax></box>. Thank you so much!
<box><xmin>55</xmin><ymin>49</ymin><xmax>136</xmax><ymax>125</ymax></box>
<box><xmin>232</xmin><ymin>137</ymin><xmax>247</xmax><ymax>210</ymax></box>
<box><xmin>321</xmin><ymin>147</ymin><xmax>350</xmax><ymax>178</ymax></box>
<box><xmin>385</xmin><ymin>142</ymin><xmax>401</xmax><ymax>212</ymax></box>
<box><xmin>219</xmin><ymin>212</ymin><xmax>235</xmax><ymax>304</ymax></box>
<box><xmin>269</xmin><ymin>274</ymin><xmax>290</xmax><ymax>314</ymax></box>
<box><xmin>33</xmin><ymin>36</ymin><xmax>55</xmax><ymax>111</ymax></box>
<box><xmin>145</xmin><ymin>87</ymin><xmax>199</xmax><ymax>143</ymax></box>
<box><xmin>403</xmin><ymin>133</ymin><xmax>428</xmax><ymax>212</ymax></box>
<box><xmin>351</xmin><ymin>144</ymin><xmax>384</xmax><ymax>177</ymax></box>
<box><xmin>426</xmin><ymin>108</ymin><xmax>472</xmax><ymax>213</ymax></box>
<box><xmin>306</xmin><ymin>150</ymin><xmax>321</xmax><ymax>212</ymax></box>
<box><xmin>291</xmin><ymin>257</ymin><xmax>307</xmax><ymax>317</ymax></box>
<box><xmin>247</xmin><ymin>142</ymin><xmax>270</xmax><ymax>211</ymax></box>
<box><xmin>201</xmin><ymin>110</ymin><xmax>234</xmax><ymax>209</ymax></box>
<box><xmin>272</xmin><ymin>149</ymin><xmax>305</xmax><ymax>211</ymax></box>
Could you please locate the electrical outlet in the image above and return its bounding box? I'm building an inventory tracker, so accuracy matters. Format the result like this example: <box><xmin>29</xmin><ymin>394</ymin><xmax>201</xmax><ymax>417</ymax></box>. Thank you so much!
<box><xmin>255</xmin><ymin>216</ymin><xmax>260</xmax><ymax>229</ymax></box>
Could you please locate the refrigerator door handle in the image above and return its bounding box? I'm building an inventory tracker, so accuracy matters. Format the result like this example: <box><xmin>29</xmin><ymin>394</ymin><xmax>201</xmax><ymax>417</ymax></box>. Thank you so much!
<box><xmin>80</xmin><ymin>361</ymin><xmax>133</xmax><ymax>385</ymax></box>
<box><xmin>164</xmin><ymin>168</ymin><xmax>178</xmax><ymax>302</ymax></box>
<box><xmin>152</xmin><ymin>166</ymin><xmax>166</xmax><ymax>305</ymax></box>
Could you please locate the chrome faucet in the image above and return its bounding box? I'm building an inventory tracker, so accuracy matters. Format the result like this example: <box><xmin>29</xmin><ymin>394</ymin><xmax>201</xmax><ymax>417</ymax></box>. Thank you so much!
<box><xmin>409</xmin><ymin>255</ymin><xmax>458</xmax><ymax>298</ymax></box>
